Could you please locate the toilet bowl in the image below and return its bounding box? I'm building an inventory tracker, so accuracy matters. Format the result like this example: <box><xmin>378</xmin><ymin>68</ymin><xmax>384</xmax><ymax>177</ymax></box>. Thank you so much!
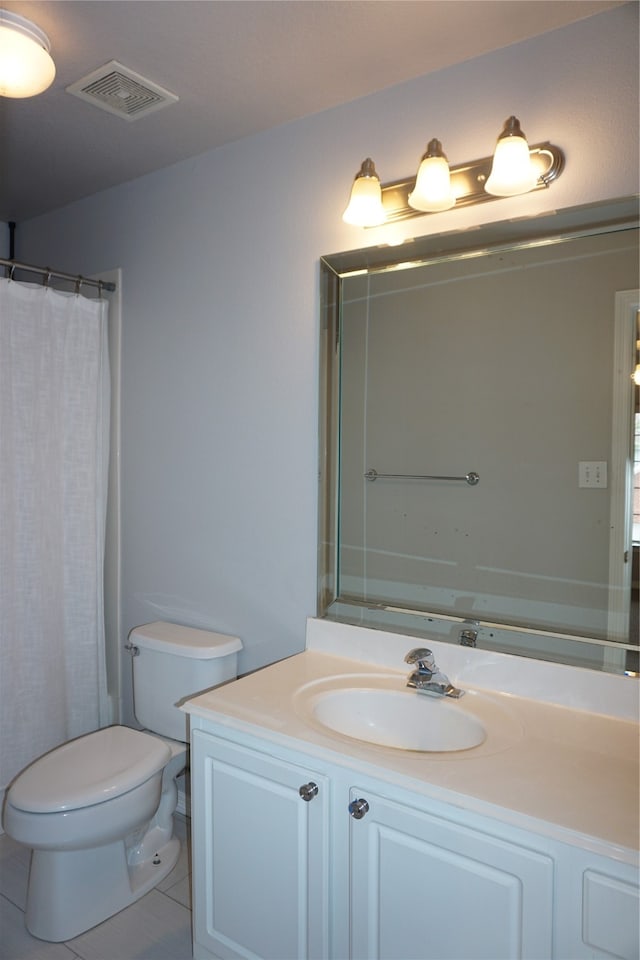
<box><xmin>2</xmin><ymin>621</ymin><xmax>241</xmax><ymax>942</ymax></box>
<box><xmin>4</xmin><ymin>725</ymin><xmax>186</xmax><ymax>942</ymax></box>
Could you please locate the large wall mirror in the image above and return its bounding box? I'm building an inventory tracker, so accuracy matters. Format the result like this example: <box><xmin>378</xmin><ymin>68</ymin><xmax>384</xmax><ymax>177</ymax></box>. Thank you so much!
<box><xmin>319</xmin><ymin>198</ymin><xmax>639</xmax><ymax>675</ymax></box>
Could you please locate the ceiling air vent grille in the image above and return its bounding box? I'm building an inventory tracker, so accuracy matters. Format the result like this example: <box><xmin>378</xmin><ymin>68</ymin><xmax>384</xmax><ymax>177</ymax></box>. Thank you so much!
<box><xmin>66</xmin><ymin>61</ymin><xmax>178</xmax><ymax>121</ymax></box>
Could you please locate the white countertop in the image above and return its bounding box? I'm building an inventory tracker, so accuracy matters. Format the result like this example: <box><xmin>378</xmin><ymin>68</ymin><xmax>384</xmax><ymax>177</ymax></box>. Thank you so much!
<box><xmin>184</xmin><ymin>619</ymin><xmax>640</xmax><ymax>863</ymax></box>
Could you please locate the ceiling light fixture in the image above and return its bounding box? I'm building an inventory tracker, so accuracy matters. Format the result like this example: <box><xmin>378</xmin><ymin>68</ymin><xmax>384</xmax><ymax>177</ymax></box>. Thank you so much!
<box><xmin>343</xmin><ymin>116</ymin><xmax>564</xmax><ymax>228</ymax></box>
<box><xmin>0</xmin><ymin>9</ymin><xmax>55</xmax><ymax>98</ymax></box>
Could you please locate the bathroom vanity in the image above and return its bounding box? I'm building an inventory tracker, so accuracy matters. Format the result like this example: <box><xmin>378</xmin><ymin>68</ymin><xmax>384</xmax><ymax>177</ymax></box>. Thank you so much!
<box><xmin>183</xmin><ymin>619</ymin><xmax>639</xmax><ymax>960</ymax></box>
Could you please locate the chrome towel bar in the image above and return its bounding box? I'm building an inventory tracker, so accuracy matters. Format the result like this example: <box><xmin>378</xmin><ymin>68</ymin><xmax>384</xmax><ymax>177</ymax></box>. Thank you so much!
<box><xmin>364</xmin><ymin>468</ymin><xmax>480</xmax><ymax>486</ymax></box>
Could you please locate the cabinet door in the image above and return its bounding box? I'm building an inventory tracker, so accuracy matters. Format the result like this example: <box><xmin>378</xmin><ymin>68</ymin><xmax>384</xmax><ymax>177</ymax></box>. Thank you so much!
<box><xmin>349</xmin><ymin>788</ymin><xmax>554</xmax><ymax>960</ymax></box>
<box><xmin>581</xmin><ymin>869</ymin><xmax>639</xmax><ymax>960</ymax></box>
<box><xmin>192</xmin><ymin>730</ymin><xmax>329</xmax><ymax>960</ymax></box>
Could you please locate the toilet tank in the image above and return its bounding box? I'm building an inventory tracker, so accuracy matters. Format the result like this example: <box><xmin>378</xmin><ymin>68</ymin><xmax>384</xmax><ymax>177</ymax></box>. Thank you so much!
<box><xmin>129</xmin><ymin>621</ymin><xmax>242</xmax><ymax>742</ymax></box>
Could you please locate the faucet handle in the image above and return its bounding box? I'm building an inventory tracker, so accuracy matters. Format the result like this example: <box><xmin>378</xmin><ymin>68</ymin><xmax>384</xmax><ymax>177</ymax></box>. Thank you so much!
<box><xmin>404</xmin><ymin>648</ymin><xmax>436</xmax><ymax>672</ymax></box>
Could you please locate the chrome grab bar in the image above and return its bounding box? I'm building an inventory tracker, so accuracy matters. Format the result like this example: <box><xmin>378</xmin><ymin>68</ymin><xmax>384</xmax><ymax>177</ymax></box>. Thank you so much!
<box><xmin>364</xmin><ymin>468</ymin><xmax>479</xmax><ymax>486</ymax></box>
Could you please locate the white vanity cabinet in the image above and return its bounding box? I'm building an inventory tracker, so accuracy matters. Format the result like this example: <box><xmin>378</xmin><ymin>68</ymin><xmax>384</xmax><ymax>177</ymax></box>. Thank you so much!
<box><xmin>185</xmin><ymin>627</ymin><xmax>639</xmax><ymax>960</ymax></box>
<box><xmin>190</xmin><ymin>724</ymin><xmax>563</xmax><ymax>960</ymax></box>
<box><xmin>347</xmin><ymin>786</ymin><xmax>553</xmax><ymax>960</ymax></box>
<box><xmin>191</xmin><ymin>729</ymin><xmax>330</xmax><ymax>960</ymax></box>
<box><xmin>554</xmin><ymin>847</ymin><xmax>640</xmax><ymax>960</ymax></box>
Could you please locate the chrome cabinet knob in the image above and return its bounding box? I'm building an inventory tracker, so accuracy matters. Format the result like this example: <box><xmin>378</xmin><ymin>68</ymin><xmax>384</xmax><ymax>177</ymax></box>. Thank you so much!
<box><xmin>348</xmin><ymin>798</ymin><xmax>369</xmax><ymax>820</ymax></box>
<box><xmin>299</xmin><ymin>782</ymin><xmax>318</xmax><ymax>802</ymax></box>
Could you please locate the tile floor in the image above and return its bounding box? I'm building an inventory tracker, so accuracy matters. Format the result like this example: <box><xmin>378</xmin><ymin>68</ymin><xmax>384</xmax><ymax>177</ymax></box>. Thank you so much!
<box><xmin>0</xmin><ymin>817</ymin><xmax>202</xmax><ymax>960</ymax></box>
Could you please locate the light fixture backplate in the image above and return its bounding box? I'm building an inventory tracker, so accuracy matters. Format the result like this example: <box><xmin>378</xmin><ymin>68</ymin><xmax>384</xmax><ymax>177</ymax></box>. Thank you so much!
<box><xmin>381</xmin><ymin>143</ymin><xmax>564</xmax><ymax>224</ymax></box>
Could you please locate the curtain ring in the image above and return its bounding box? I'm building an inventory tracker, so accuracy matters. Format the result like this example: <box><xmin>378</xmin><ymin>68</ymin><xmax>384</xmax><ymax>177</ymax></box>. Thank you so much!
<box><xmin>9</xmin><ymin>263</ymin><xmax>15</xmax><ymax>281</ymax></box>
<box><xmin>75</xmin><ymin>276</ymin><xmax>83</xmax><ymax>295</ymax></box>
<box><xmin>97</xmin><ymin>280</ymin><xmax>104</xmax><ymax>299</ymax></box>
<box><xmin>43</xmin><ymin>269</ymin><xmax>51</xmax><ymax>287</ymax></box>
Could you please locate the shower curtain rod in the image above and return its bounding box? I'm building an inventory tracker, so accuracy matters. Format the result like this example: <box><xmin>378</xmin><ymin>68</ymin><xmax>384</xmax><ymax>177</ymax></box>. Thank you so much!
<box><xmin>0</xmin><ymin>257</ymin><xmax>116</xmax><ymax>294</ymax></box>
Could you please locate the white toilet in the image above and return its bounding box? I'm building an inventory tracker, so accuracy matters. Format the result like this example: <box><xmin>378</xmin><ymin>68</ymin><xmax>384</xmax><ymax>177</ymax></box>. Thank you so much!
<box><xmin>2</xmin><ymin>620</ymin><xmax>242</xmax><ymax>942</ymax></box>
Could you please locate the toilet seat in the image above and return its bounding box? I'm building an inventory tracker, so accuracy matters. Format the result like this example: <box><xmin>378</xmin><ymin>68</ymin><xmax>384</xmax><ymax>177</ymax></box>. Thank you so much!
<box><xmin>8</xmin><ymin>726</ymin><xmax>171</xmax><ymax>814</ymax></box>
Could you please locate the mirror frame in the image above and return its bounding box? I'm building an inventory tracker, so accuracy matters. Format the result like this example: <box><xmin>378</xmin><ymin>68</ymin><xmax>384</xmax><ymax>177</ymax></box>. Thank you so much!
<box><xmin>318</xmin><ymin>196</ymin><xmax>640</xmax><ymax>675</ymax></box>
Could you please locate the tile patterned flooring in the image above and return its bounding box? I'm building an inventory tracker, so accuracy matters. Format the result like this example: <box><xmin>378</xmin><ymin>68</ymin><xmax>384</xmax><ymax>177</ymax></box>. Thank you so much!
<box><xmin>0</xmin><ymin>817</ymin><xmax>201</xmax><ymax>960</ymax></box>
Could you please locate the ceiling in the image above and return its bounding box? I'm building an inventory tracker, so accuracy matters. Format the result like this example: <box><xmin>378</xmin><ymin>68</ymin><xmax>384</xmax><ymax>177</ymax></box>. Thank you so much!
<box><xmin>0</xmin><ymin>0</ymin><xmax>624</xmax><ymax>223</ymax></box>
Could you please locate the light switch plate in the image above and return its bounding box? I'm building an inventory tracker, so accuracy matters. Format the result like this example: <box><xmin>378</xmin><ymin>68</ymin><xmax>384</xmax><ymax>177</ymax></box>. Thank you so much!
<box><xmin>579</xmin><ymin>461</ymin><xmax>608</xmax><ymax>488</ymax></box>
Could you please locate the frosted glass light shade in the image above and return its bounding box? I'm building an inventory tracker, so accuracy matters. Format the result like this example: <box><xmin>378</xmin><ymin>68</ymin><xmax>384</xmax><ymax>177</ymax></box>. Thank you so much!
<box><xmin>0</xmin><ymin>10</ymin><xmax>55</xmax><ymax>98</ymax></box>
<box><xmin>343</xmin><ymin>158</ymin><xmax>386</xmax><ymax>227</ymax></box>
<box><xmin>408</xmin><ymin>140</ymin><xmax>455</xmax><ymax>212</ymax></box>
<box><xmin>485</xmin><ymin>116</ymin><xmax>537</xmax><ymax>197</ymax></box>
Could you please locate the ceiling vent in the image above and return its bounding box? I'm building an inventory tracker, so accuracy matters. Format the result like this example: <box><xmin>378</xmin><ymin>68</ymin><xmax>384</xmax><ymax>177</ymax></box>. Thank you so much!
<box><xmin>66</xmin><ymin>61</ymin><xmax>178</xmax><ymax>121</ymax></box>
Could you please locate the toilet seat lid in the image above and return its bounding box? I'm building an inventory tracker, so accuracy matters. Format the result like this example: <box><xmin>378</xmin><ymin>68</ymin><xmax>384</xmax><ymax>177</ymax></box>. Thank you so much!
<box><xmin>8</xmin><ymin>726</ymin><xmax>172</xmax><ymax>813</ymax></box>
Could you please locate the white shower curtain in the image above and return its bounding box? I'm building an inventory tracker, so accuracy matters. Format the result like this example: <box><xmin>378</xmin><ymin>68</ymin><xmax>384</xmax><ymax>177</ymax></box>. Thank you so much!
<box><xmin>0</xmin><ymin>277</ymin><xmax>111</xmax><ymax>798</ymax></box>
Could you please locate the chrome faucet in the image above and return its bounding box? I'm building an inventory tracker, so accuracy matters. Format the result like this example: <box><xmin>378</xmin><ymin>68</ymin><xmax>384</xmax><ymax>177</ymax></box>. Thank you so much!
<box><xmin>404</xmin><ymin>648</ymin><xmax>464</xmax><ymax>699</ymax></box>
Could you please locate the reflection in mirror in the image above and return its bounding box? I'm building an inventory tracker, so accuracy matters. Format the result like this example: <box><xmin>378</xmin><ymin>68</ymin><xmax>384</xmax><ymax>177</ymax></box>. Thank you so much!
<box><xmin>319</xmin><ymin>199</ymin><xmax>639</xmax><ymax>676</ymax></box>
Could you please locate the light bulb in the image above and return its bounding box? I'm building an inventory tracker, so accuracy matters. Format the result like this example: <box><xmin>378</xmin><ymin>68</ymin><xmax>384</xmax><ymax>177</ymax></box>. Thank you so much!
<box><xmin>485</xmin><ymin>116</ymin><xmax>537</xmax><ymax>197</ymax></box>
<box><xmin>343</xmin><ymin>158</ymin><xmax>386</xmax><ymax>227</ymax></box>
<box><xmin>408</xmin><ymin>139</ymin><xmax>455</xmax><ymax>212</ymax></box>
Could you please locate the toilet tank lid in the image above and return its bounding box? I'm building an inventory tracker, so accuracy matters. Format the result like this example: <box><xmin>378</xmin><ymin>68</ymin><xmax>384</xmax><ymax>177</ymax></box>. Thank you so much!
<box><xmin>130</xmin><ymin>621</ymin><xmax>243</xmax><ymax>659</ymax></box>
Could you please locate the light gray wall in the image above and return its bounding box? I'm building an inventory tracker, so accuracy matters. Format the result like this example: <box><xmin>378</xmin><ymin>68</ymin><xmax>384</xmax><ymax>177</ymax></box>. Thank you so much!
<box><xmin>14</xmin><ymin>6</ymin><xmax>639</xmax><ymax>720</ymax></box>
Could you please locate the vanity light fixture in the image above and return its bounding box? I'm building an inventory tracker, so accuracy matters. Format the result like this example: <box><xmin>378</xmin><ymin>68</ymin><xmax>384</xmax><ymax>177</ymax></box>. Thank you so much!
<box><xmin>343</xmin><ymin>115</ymin><xmax>564</xmax><ymax>227</ymax></box>
<box><xmin>0</xmin><ymin>9</ymin><xmax>55</xmax><ymax>98</ymax></box>
<box><xmin>484</xmin><ymin>116</ymin><xmax>538</xmax><ymax>197</ymax></box>
<box><xmin>342</xmin><ymin>158</ymin><xmax>386</xmax><ymax>226</ymax></box>
<box><xmin>407</xmin><ymin>139</ymin><xmax>455</xmax><ymax>213</ymax></box>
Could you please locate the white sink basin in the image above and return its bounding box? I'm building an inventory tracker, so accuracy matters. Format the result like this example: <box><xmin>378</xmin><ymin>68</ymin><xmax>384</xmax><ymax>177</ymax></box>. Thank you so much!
<box><xmin>309</xmin><ymin>687</ymin><xmax>486</xmax><ymax>752</ymax></box>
